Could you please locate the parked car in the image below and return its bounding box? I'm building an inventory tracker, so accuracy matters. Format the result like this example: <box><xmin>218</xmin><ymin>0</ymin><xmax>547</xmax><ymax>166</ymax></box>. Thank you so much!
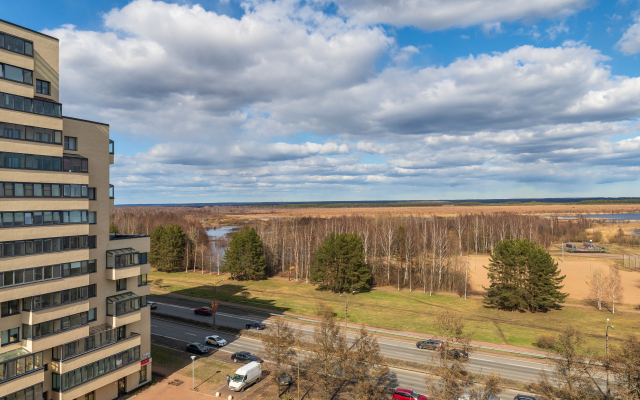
<box><xmin>149</xmin><ymin>302</ymin><xmax>157</xmax><ymax>310</ymax></box>
<box><xmin>513</xmin><ymin>396</ymin><xmax>536</xmax><ymax>400</ymax></box>
<box><xmin>229</xmin><ymin>362</ymin><xmax>262</xmax><ymax>392</ymax></box>
<box><xmin>245</xmin><ymin>322</ymin><xmax>266</xmax><ymax>330</ymax></box>
<box><xmin>186</xmin><ymin>343</ymin><xmax>210</xmax><ymax>355</ymax></box>
<box><xmin>194</xmin><ymin>307</ymin><xmax>213</xmax><ymax>316</ymax></box>
<box><xmin>205</xmin><ymin>335</ymin><xmax>227</xmax><ymax>347</ymax></box>
<box><xmin>392</xmin><ymin>388</ymin><xmax>428</xmax><ymax>400</ymax></box>
<box><xmin>278</xmin><ymin>370</ymin><xmax>293</xmax><ymax>386</ymax></box>
<box><xmin>231</xmin><ymin>351</ymin><xmax>263</xmax><ymax>364</ymax></box>
<box><xmin>416</xmin><ymin>339</ymin><xmax>442</xmax><ymax>350</ymax></box>
<box><xmin>447</xmin><ymin>348</ymin><xmax>469</xmax><ymax>360</ymax></box>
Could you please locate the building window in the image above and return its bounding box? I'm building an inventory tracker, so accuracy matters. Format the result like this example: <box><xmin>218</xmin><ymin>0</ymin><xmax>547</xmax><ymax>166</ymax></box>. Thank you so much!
<box><xmin>23</xmin><ymin>284</ymin><xmax>97</xmax><ymax>312</ymax></box>
<box><xmin>0</xmin><ymin>32</ymin><xmax>34</xmax><ymax>56</ymax></box>
<box><xmin>139</xmin><ymin>364</ymin><xmax>147</xmax><ymax>383</ymax></box>
<box><xmin>0</xmin><ymin>182</ymin><xmax>88</xmax><ymax>198</ymax></box>
<box><xmin>64</xmin><ymin>136</ymin><xmax>77</xmax><ymax>151</ymax></box>
<box><xmin>1</xmin><ymin>299</ymin><xmax>20</xmax><ymax>317</ymax></box>
<box><xmin>0</xmin><ymin>152</ymin><xmax>88</xmax><ymax>172</ymax></box>
<box><xmin>88</xmin><ymin>187</ymin><xmax>96</xmax><ymax>200</ymax></box>
<box><xmin>1</xmin><ymin>121</ymin><xmax>62</xmax><ymax>144</ymax></box>
<box><xmin>0</xmin><ymin>261</ymin><xmax>97</xmax><ymax>289</ymax></box>
<box><xmin>138</xmin><ymin>274</ymin><xmax>148</xmax><ymax>286</ymax></box>
<box><xmin>0</xmin><ymin>235</ymin><xmax>94</xmax><ymax>259</ymax></box>
<box><xmin>22</xmin><ymin>309</ymin><xmax>97</xmax><ymax>340</ymax></box>
<box><xmin>85</xmin><ymin>391</ymin><xmax>95</xmax><ymax>400</ymax></box>
<box><xmin>1</xmin><ymin>327</ymin><xmax>20</xmax><ymax>346</ymax></box>
<box><xmin>0</xmin><ymin>91</ymin><xmax>61</xmax><ymax>117</ymax></box>
<box><xmin>116</xmin><ymin>279</ymin><xmax>127</xmax><ymax>292</ymax></box>
<box><xmin>36</xmin><ymin>79</ymin><xmax>50</xmax><ymax>95</ymax></box>
<box><xmin>0</xmin><ymin>210</ymin><xmax>92</xmax><ymax>228</ymax></box>
<box><xmin>0</xmin><ymin>63</ymin><xmax>33</xmax><ymax>85</ymax></box>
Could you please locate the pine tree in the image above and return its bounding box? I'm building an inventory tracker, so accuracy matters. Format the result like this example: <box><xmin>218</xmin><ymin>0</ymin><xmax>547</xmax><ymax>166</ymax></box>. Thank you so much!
<box><xmin>223</xmin><ymin>227</ymin><xmax>267</xmax><ymax>281</ymax></box>
<box><xmin>484</xmin><ymin>238</ymin><xmax>567</xmax><ymax>312</ymax></box>
<box><xmin>311</xmin><ymin>233</ymin><xmax>371</xmax><ymax>293</ymax></box>
<box><xmin>164</xmin><ymin>223</ymin><xmax>186</xmax><ymax>272</ymax></box>
<box><xmin>149</xmin><ymin>225</ymin><xmax>166</xmax><ymax>270</ymax></box>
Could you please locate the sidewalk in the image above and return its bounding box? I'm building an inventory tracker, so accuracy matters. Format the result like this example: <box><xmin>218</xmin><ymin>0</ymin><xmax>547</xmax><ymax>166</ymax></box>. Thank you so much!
<box><xmin>151</xmin><ymin>288</ymin><xmax>553</xmax><ymax>357</ymax></box>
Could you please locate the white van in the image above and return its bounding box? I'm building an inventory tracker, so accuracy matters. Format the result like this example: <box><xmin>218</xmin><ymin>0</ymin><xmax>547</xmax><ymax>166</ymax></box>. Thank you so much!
<box><xmin>229</xmin><ymin>362</ymin><xmax>262</xmax><ymax>392</ymax></box>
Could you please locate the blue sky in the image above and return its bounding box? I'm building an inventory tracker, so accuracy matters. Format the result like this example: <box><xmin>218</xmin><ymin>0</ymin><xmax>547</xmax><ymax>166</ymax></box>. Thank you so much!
<box><xmin>4</xmin><ymin>0</ymin><xmax>640</xmax><ymax>204</ymax></box>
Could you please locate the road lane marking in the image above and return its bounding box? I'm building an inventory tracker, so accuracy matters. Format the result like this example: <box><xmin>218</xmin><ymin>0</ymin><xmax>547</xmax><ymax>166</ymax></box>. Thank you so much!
<box><xmin>154</xmin><ymin>302</ymin><xmax>264</xmax><ymax>322</ymax></box>
<box><xmin>186</xmin><ymin>333</ymin><xmax>196</xmax><ymax>336</ymax></box>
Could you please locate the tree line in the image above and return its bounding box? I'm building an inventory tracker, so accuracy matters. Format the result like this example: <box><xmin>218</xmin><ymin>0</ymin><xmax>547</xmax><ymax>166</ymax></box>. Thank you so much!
<box><xmin>249</xmin><ymin>212</ymin><xmax>596</xmax><ymax>293</ymax></box>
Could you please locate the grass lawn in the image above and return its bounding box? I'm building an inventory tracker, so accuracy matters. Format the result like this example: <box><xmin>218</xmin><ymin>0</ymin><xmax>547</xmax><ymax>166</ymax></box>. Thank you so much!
<box><xmin>151</xmin><ymin>344</ymin><xmax>234</xmax><ymax>390</ymax></box>
<box><xmin>149</xmin><ymin>271</ymin><xmax>638</xmax><ymax>353</ymax></box>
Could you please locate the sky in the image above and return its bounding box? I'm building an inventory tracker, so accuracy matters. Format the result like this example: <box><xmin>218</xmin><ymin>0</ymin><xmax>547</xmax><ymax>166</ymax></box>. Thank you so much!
<box><xmin>3</xmin><ymin>0</ymin><xmax>640</xmax><ymax>204</ymax></box>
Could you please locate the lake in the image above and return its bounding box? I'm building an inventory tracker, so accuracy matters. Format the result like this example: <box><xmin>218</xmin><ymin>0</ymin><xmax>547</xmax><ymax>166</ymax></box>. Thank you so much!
<box><xmin>206</xmin><ymin>225</ymin><xmax>241</xmax><ymax>239</ymax></box>
<box><xmin>549</xmin><ymin>212</ymin><xmax>640</xmax><ymax>221</ymax></box>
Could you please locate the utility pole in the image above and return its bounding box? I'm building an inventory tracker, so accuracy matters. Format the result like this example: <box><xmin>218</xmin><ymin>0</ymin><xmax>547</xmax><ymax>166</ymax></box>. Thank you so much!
<box><xmin>562</xmin><ymin>242</ymin><xmax>564</xmax><ymax>263</ymax></box>
<box><xmin>340</xmin><ymin>291</ymin><xmax>356</xmax><ymax>338</ymax></box>
<box><xmin>606</xmin><ymin>318</ymin><xmax>614</xmax><ymax>399</ymax></box>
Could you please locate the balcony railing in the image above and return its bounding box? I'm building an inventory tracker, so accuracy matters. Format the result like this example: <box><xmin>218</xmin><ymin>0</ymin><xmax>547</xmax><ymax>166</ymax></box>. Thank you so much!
<box><xmin>109</xmin><ymin>139</ymin><xmax>114</xmax><ymax>155</ymax></box>
<box><xmin>52</xmin><ymin>325</ymin><xmax>140</xmax><ymax>362</ymax></box>
<box><xmin>109</xmin><ymin>184</ymin><xmax>114</xmax><ymax>199</ymax></box>
<box><xmin>107</xmin><ymin>248</ymin><xmax>148</xmax><ymax>269</ymax></box>
<box><xmin>106</xmin><ymin>292</ymin><xmax>147</xmax><ymax>317</ymax></box>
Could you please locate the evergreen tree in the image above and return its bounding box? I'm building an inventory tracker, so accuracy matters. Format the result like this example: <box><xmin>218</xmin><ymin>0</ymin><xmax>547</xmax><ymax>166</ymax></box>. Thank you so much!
<box><xmin>311</xmin><ymin>233</ymin><xmax>371</xmax><ymax>293</ymax></box>
<box><xmin>164</xmin><ymin>223</ymin><xmax>186</xmax><ymax>272</ymax></box>
<box><xmin>149</xmin><ymin>225</ymin><xmax>166</xmax><ymax>269</ymax></box>
<box><xmin>223</xmin><ymin>227</ymin><xmax>267</xmax><ymax>280</ymax></box>
<box><xmin>484</xmin><ymin>239</ymin><xmax>567</xmax><ymax>312</ymax></box>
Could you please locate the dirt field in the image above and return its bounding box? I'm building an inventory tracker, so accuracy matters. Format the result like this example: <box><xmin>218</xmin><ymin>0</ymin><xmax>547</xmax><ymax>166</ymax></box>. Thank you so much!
<box><xmin>468</xmin><ymin>255</ymin><xmax>640</xmax><ymax>306</ymax></box>
<box><xmin>228</xmin><ymin>203</ymin><xmax>640</xmax><ymax>220</ymax></box>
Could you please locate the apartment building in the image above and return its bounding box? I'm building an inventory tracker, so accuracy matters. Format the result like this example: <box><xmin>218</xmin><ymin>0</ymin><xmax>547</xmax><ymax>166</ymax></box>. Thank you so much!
<box><xmin>0</xmin><ymin>19</ymin><xmax>151</xmax><ymax>400</ymax></box>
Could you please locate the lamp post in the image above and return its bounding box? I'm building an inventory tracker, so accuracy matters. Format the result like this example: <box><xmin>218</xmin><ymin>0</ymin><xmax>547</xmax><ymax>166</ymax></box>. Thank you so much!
<box><xmin>605</xmin><ymin>318</ymin><xmax>614</xmax><ymax>398</ymax></box>
<box><xmin>190</xmin><ymin>355</ymin><xmax>196</xmax><ymax>389</ymax></box>
<box><xmin>339</xmin><ymin>291</ymin><xmax>356</xmax><ymax>338</ymax></box>
<box><xmin>209</xmin><ymin>279</ymin><xmax>225</xmax><ymax>328</ymax></box>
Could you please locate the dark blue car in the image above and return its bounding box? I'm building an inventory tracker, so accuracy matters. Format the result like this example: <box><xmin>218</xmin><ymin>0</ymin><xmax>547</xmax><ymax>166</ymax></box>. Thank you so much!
<box><xmin>231</xmin><ymin>351</ymin><xmax>263</xmax><ymax>364</ymax></box>
<box><xmin>245</xmin><ymin>322</ymin><xmax>266</xmax><ymax>330</ymax></box>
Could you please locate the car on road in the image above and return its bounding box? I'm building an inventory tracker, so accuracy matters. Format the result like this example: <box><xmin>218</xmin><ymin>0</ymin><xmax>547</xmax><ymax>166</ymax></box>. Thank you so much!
<box><xmin>278</xmin><ymin>370</ymin><xmax>292</xmax><ymax>386</ymax></box>
<box><xmin>392</xmin><ymin>388</ymin><xmax>428</xmax><ymax>400</ymax></box>
<box><xmin>149</xmin><ymin>301</ymin><xmax>157</xmax><ymax>310</ymax></box>
<box><xmin>194</xmin><ymin>307</ymin><xmax>213</xmax><ymax>316</ymax></box>
<box><xmin>186</xmin><ymin>343</ymin><xmax>210</xmax><ymax>355</ymax></box>
<box><xmin>416</xmin><ymin>339</ymin><xmax>442</xmax><ymax>350</ymax></box>
<box><xmin>513</xmin><ymin>396</ymin><xmax>536</xmax><ymax>400</ymax></box>
<box><xmin>231</xmin><ymin>351</ymin><xmax>263</xmax><ymax>364</ymax></box>
<box><xmin>447</xmin><ymin>348</ymin><xmax>469</xmax><ymax>360</ymax></box>
<box><xmin>245</xmin><ymin>322</ymin><xmax>266</xmax><ymax>330</ymax></box>
<box><xmin>205</xmin><ymin>335</ymin><xmax>227</xmax><ymax>347</ymax></box>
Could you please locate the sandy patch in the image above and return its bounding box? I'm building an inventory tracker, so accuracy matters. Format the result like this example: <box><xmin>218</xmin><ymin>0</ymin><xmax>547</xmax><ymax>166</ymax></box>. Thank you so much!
<box><xmin>468</xmin><ymin>255</ymin><xmax>640</xmax><ymax>305</ymax></box>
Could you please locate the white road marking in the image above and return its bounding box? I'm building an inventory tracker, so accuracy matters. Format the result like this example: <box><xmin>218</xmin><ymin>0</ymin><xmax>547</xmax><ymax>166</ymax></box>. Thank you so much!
<box><xmin>154</xmin><ymin>302</ymin><xmax>265</xmax><ymax>323</ymax></box>
<box><xmin>186</xmin><ymin>333</ymin><xmax>196</xmax><ymax>336</ymax></box>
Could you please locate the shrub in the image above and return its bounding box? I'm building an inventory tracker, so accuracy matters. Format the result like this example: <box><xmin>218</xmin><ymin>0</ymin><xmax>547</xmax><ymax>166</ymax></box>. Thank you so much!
<box><xmin>535</xmin><ymin>334</ymin><xmax>557</xmax><ymax>349</ymax></box>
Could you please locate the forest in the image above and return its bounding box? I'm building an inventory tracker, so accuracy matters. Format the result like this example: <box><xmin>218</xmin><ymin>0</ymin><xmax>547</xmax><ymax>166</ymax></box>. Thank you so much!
<box><xmin>108</xmin><ymin>206</ymin><xmax>615</xmax><ymax>293</ymax></box>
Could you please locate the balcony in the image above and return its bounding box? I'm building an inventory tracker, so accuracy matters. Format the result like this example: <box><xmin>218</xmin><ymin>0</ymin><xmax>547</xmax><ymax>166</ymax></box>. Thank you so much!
<box><xmin>106</xmin><ymin>248</ymin><xmax>149</xmax><ymax>280</ymax></box>
<box><xmin>23</xmin><ymin>300</ymin><xmax>90</xmax><ymax>326</ymax></box>
<box><xmin>108</xmin><ymin>234</ymin><xmax>150</xmax><ymax>254</ymax></box>
<box><xmin>109</xmin><ymin>184</ymin><xmax>114</xmax><ymax>208</ymax></box>
<box><xmin>109</xmin><ymin>139</ymin><xmax>114</xmax><ymax>164</ymax></box>
<box><xmin>52</xmin><ymin>326</ymin><xmax>141</xmax><ymax>373</ymax></box>
<box><xmin>0</xmin><ymin>348</ymin><xmax>45</xmax><ymax>395</ymax></box>
<box><xmin>106</xmin><ymin>292</ymin><xmax>147</xmax><ymax>327</ymax></box>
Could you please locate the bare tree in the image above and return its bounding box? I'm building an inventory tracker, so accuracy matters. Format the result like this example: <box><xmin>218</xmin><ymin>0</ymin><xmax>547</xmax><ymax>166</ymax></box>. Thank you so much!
<box><xmin>608</xmin><ymin>334</ymin><xmax>640</xmax><ymax>399</ymax></box>
<box><xmin>426</xmin><ymin>311</ymin><xmax>474</xmax><ymax>400</ymax></box>
<box><xmin>468</xmin><ymin>373</ymin><xmax>503</xmax><ymax>400</ymax></box>
<box><xmin>308</xmin><ymin>304</ymin><xmax>347</xmax><ymax>400</ymax></box>
<box><xmin>586</xmin><ymin>267</ymin><xmax>605</xmax><ymax>310</ymax></box>
<box><xmin>346</xmin><ymin>327</ymin><xmax>389</xmax><ymax>399</ymax></box>
<box><xmin>605</xmin><ymin>265</ymin><xmax>623</xmax><ymax>314</ymax></box>
<box><xmin>529</xmin><ymin>325</ymin><xmax>601</xmax><ymax>400</ymax></box>
<box><xmin>260</xmin><ymin>318</ymin><xmax>299</xmax><ymax>398</ymax></box>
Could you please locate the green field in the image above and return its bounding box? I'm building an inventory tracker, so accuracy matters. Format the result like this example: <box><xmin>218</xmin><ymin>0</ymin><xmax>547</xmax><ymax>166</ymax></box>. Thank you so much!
<box><xmin>149</xmin><ymin>271</ymin><xmax>638</xmax><ymax>353</ymax></box>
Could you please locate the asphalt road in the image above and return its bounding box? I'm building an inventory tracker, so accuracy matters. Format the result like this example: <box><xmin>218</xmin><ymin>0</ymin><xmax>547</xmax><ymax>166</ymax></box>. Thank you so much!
<box><xmin>151</xmin><ymin>318</ymin><xmax>531</xmax><ymax>399</ymax></box>
<box><xmin>150</xmin><ymin>301</ymin><xmax>553</xmax><ymax>383</ymax></box>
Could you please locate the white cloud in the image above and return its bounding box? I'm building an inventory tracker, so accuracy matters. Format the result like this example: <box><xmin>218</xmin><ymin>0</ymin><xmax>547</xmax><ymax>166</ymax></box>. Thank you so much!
<box><xmin>39</xmin><ymin>0</ymin><xmax>640</xmax><ymax>202</ymax></box>
<box><xmin>617</xmin><ymin>16</ymin><xmax>640</xmax><ymax>55</ymax></box>
<box><xmin>546</xmin><ymin>22</ymin><xmax>569</xmax><ymax>40</ymax></box>
<box><xmin>336</xmin><ymin>0</ymin><xmax>589</xmax><ymax>30</ymax></box>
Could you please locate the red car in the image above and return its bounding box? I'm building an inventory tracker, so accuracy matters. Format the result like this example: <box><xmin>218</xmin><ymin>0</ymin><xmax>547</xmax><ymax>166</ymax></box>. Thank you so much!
<box><xmin>392</xmin><ymin>388</ymin><xmax>428</xmax><ymax>400</ymax></box>
<box><xmin>194</xmin><ymin>307</ymin><xmax>213</xmax><ymax>316</ymax></box>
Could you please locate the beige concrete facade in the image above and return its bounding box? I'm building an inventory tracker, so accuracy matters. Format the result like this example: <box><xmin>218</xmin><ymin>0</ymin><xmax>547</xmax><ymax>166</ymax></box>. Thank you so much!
<box><xmin>0</xmin><ymin>20</ymin><xmax>151</xmax><ymax>400</ymax></box>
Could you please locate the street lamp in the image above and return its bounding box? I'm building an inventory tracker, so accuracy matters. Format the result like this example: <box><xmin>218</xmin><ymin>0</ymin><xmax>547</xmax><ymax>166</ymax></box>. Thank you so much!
<box><xmin>208</xmin><ymin>279</ymin><xmax>225</xmax><ymax>328</ymax></box>
<box><xmin>190</xmin><ymin>355</ymin><xmax>196</xmax><ymax>389</ymax></box>
<box><xmin>606</xmin><ymin>318</ymin><xmax>614</xmax><ymax>398</ymax></box>
<box><xmin>339</xmin><ymin>291</ymin><xmax>356</xmax><ymax>338</ymax></box>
